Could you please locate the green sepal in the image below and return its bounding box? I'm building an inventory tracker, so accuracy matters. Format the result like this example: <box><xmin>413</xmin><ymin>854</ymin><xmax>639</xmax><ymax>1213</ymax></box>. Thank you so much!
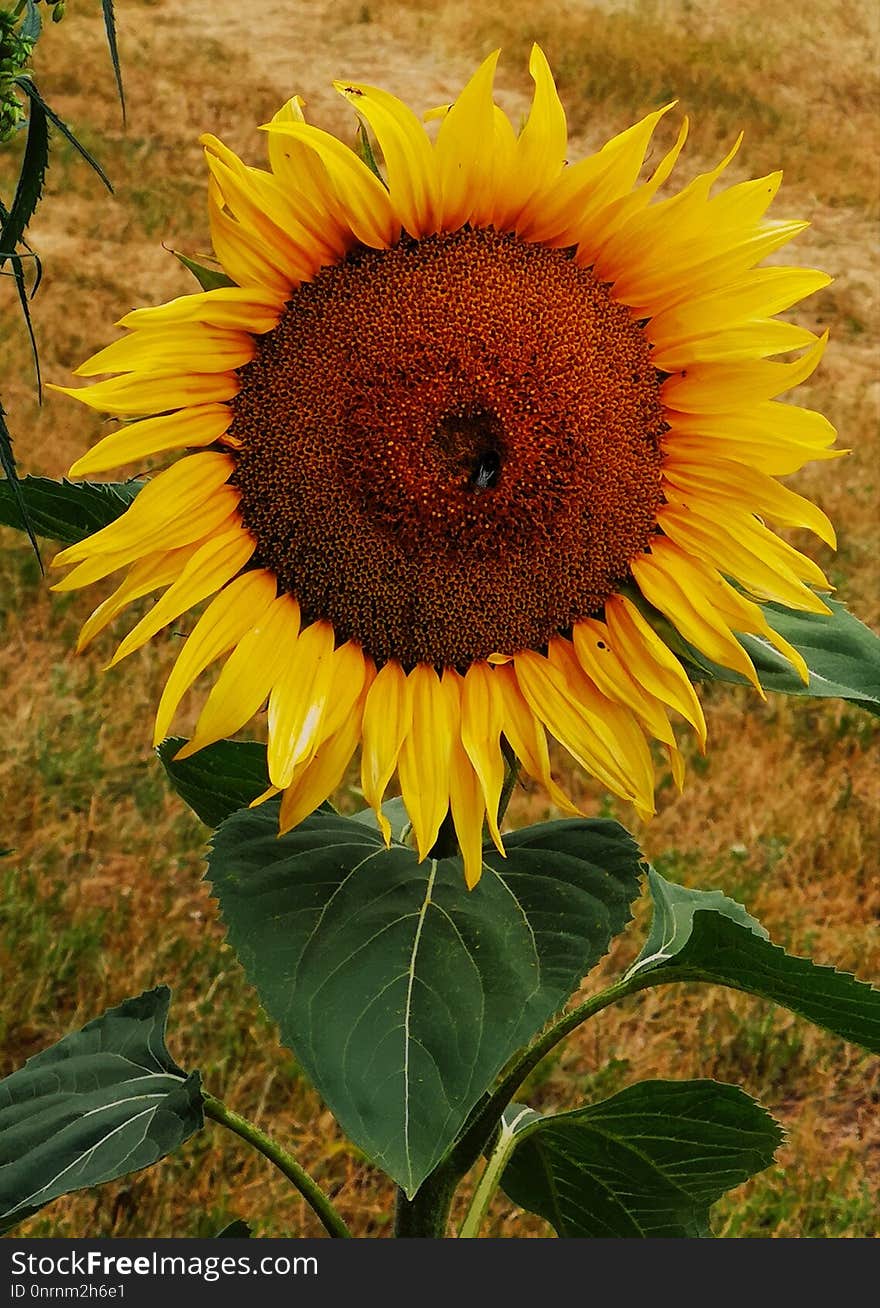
<box><xmin>173</xmin><ymin>249</ymin><xmax>235</xmax><ymax>291</ymax></box>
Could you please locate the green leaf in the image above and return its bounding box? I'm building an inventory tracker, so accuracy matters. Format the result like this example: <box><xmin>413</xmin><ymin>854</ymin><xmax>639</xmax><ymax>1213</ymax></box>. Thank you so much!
<box><xmin>0</xmin><ymin>402</ymin><xmax>41</xmax><ymax>568</ymax></box>
<box><xmin>501</xmin><ymin>1079</ymin><xmax>782</xmax><ymax>1237</ymax></box>
<box><xmin>216</xmin><ymin>1219</ymin><xmax>251</xmax><ymax>1237</ymax></box>
<box><xmin>14</xmin><ymin>77</ymin><xmax>113</xmax><ymax>193</ymax></box>
<box><xmin>207</xmin><ymin>808</ymin><xmax>643</xmax><ymax>1196</ymax></box>
<box><xmin>158</xmin><ymin>737</ymin><xmax>271</xmax><ymax>827</ymax></box>
<box><xmin>351</xmin><ymin>795</ymin><xmax>411</xmax><ymax>841</ymax></box>
<box><xmin>629</xmin><ymin>869</ymin><xmax>880</xmax><ymax>1053</ymax></box>
<box><xmin>21</xmin><ymin>0</ymin><xmax>42</xmax><ymax>42</ymax></box>
<box><xmin>6</xmin><ymin>242</ymin><xmax>42</xmax><ymax>395</ymax></box>
<box><xmin>0</xmin><ymin>474</ymin><xmax>142</xmax><ymax>543</ymax></box>
<box><xmin>157</xmin><ymin>736</ymin><xmax>338</xmax><ymax>827</ymax></box>
<box><xmin>692</xmin><ymin>599</ymin><xmax>880</xmax><ymax>715</ymax></box>
<box><xmin>173</xmin><ymin>250</ymin><xmax>235</xmax><ymax>291</ymax></box>
<box><xmin>0</xmin><ymin>987</ymin><xmax>203</xmax><ymax>1234</ymax></box>
<box><xmin>100</xmin><ymin>0</ymin><xmax>126</xmax><ymax>122</ymax></box>
<box><xmin>0</xmin><ymin>92</ymin><xmax>49</xmax><ymax>270</ymax></box>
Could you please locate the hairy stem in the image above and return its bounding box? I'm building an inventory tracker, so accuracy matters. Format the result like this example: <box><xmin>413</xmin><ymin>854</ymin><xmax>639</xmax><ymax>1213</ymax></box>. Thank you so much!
<box><xmin>393</xmin><ymin>1171</ymin><xmax>458</xmax><ymax>1238</ymax></box>
<box><xmin>203</xmin><ymin>1094</ymin><xmax>351</xmax><ymax>1239</ymax></box>
<box><xmin>458</xmin><ymin>1105</ymin><xmax>534</xmax><ymax>1238</ymax></box>
<box><xmin>446</xmin><ymin>969</ymin><xmax>690</xmax><ymax>1183</ymax></box>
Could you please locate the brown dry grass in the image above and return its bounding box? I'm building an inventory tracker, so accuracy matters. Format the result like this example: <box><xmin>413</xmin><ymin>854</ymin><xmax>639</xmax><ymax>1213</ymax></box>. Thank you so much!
<box><xmin>1</xmin><ymin>0</ymin><xmax>878</xmax><ymax>1238</ymax></box>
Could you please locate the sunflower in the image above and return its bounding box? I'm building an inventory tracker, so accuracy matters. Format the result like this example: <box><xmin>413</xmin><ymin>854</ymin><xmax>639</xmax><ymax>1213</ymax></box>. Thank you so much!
<box><xmin>50</xmin><ymin>47</ymin><xmax>839</xmax><ymax>887</ymax></box>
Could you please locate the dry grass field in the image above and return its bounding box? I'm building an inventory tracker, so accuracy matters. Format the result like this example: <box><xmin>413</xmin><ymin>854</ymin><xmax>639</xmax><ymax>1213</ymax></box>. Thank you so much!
<box><xmin>1</xmin><ymin>0</ymin><xmax>877</xmax><ymax>1238</ymax></box>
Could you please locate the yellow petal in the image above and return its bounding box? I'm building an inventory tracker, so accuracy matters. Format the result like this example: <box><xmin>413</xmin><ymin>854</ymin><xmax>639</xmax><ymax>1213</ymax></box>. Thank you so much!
<box><xmin>360</xmin><ymin>658</ymin><xmax>412</xmax><ymax>843</ymax></box>
<box><xmin>53</xmin><ymin>453</ymin><xmax>235</xmax><ymax>565</ymax></box>
<box><xmin>449</xmin><ymin>736</ymin><xmax>488</xmax><ymax>889</ymax></box>
<box><xmin>433</xmin><ymin>50</ymin><xmax>500</xmax><ymax>233</ymax></box>
<box><xmin>176</xmin><ymin>593</ymin><xmax>300</xmax><ymax>759</ymax></box>
<box><xmin>154</xmin><ymin>568</ymin><xmax>277</xmax><ymax>744</ymax></box>
<box><xmin>661</xmin><ymin>332</ymin><xmax>828</xmax><ymax>412</ymax></box>
<box><xmin>572</xmin><ymin>618</ymin><xmax>675</xmax><ymax>747</ymax></box>
<box><xmin>626</xmin><ymin>219</ymin><xmax>810</xmax><ymax>318</ymax></box>
<box><xmin>117</xmin><ymin>286</ymin><xmax>285</xmax><ymax>334</ymax></box>
<box><xmin>519</xmin><ymin>102</ymin><xmax>674</xmax><ymax>245</ymax></box>
<box><xmin>665</xmin><ymin>400</ymin><xmax>841</xmax><ymax>476</ymax></box>
<box><xmin>264</xmin><ymin>97</ymin><xmax>355</xmax><ymax>257</ymax></box>
<box><xmin>603</xmin><ymin>594</ymin><xmax>707</xmax><ymax>747</ymax></box>
<box><xmin>48</xmin><ymin>368</ymin><xmax>239</xmax><ymax>417</ymax></box>
<box><xmin>667</xmin><ymin>743</ymin><xmax>686</xmax><ymax>792</ymax></box>
<box><xmin>207</xmin><ymin>176</ymin><xmax>293</xmax><ymax>294</ymax></box>
<box><xmin>74</xmin><ymin>325</ymin><xmax>257</xmax><ymax>378</ymax></box>
<box><xmin>648</xmin><ymin>267</ymin><xmax>832</xmax><ymax>350</ymax></box>
<box><xmin>662</xmin><ymin>456</ymin><xmax>836</xmax><ymax>548</ymax></box>
<box><xmin>77</xmin><ymin>543</ymin><xmax>203</xmax><ymax>652</ymax></box>
<box><xmin>107</xmin><ymin>526</ymin><xmax>256</xmax><ymax>667</ymax></box>
<box><xmin>494</xmin><ymin>44</ymin><xmax>567</xmax><ymax>230</ymax></box>
<box><xmin>397</xmin><ymin>663</ymin><xmax>457</xmax><ymax>861</ymax></box>
<box><xmin>658</xmin><ymin>504</ymin><xmax>831</xmax><ymax>612</ymax></box>
<box><xmin>460</xmin><ymin>661</ymin><xmax>505</xmax><ymax>853</ymax></box>
<box><xmin>335</xmin><ymin>81</ymin><xmax>440</xmax><ymax>237</ymax></box>
<box><xmin>315</xmin><ymin>641</ymin><xmax>370</xmax><ymax>744</ymax></box>
<box><xmin>259</xmin><ymin>119</ymin><xmax>397</xmax><ymax>249</ymax></box>
<box><xmin>493</xmin><ymin>663</ymin><xmax>581</xmax><ymax>814</ymax></box>
<box><xmin>277</xmin><ymin>678</ymin><xmax>370</xmax><ymax>836</ymax></box>
<box><xmin>204</xmin><ymin>151</ymin><xmax>318</xmax><ymax>280</ymax></box>
<box><xmin>266</xmin><ymin>620</ymin><xmax>336</xmax><ymax>789</ymax></box>
<box><xmin>595</xmin><ymin>142</ymin><xmax>756</xmax><ymax>289</ymax></box>
<box><xmin>632</xmin><ymin>544</ymin><xmax>761</xmax><ymax>690</ymax></box>
<box><xmin>653</xmin><ymin>320</ymin><xmax>818</xmax><ymax>370</ymax></box>
<box><xmin>68</xmin><ymin>405</ymin><xmax>233</xmax><ymax>477</ymax></box>
<box><xmin>514</xmin><ymin>647</ymin><xmax>654</xmax><ymax>811</ymax></box>
<box><xmin>547</xmin><ymin>638</ymin><xmax>657</xmax><ymax>812</ymax></box>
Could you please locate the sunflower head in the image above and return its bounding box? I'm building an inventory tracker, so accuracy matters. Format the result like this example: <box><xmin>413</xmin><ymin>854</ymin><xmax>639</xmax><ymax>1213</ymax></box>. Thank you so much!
<box><xmin>51</xmin><ymin>47</ymin><xmax>838</xmax><ymax>887</ymax></box>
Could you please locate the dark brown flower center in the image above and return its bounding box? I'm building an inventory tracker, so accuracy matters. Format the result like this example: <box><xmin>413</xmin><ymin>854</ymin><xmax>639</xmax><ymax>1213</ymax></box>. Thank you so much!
<box><xmin>229</xmin><ymin>227</ymin><xmax>665</xmax><ymax>668</ymax></box>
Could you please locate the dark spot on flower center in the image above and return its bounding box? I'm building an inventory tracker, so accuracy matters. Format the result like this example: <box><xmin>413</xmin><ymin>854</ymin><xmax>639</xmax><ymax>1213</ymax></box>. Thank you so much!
<box><xmin>229</xmin><ymin>227</ymin><xmax>666</xmax><ymax>668</ymax></box>
<box><xmin>433</xmin><ymin>406</ymin><xmax>505</xmax><ymax>491</ymax></box>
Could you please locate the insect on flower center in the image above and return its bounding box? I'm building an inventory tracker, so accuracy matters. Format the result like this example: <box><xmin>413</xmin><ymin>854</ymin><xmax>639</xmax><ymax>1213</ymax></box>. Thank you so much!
<box><xmin>229</xmin><ymin>227</ymin><xmax>666</xmax><ymax>668</ymax></box>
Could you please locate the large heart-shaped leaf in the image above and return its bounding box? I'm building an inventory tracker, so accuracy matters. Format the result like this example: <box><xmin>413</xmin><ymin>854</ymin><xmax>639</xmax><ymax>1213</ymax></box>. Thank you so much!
<box><xmin>501</xmin><ymin>1079</ymin><xmax>782</xmax><ymax>1237</ymax></box>
<box><xmin>208</xmin><ymin>807</ymin><xmax>644</xmax><ymax>1196</ymax></box>
<box><xmin>0</xmin><ymin>475</ymin><xmax>142</xmax><ymax>544</ymax></box>
<box><xmin>0</xmin><ymin>987</ymin><xmax>203</xmax><ymax>1233</ymax></box>
<box><xmin>629</xmin><ymin>869</ymin><xmax>880</xmax><ymax>1052</ymax></box>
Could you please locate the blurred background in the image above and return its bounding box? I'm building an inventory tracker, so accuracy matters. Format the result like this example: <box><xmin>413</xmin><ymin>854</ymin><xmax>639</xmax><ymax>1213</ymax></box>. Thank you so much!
<box><xmin>0</xmin><ymin>0</ymin><xmax>877</xmax><ymax>1237</ymax></box>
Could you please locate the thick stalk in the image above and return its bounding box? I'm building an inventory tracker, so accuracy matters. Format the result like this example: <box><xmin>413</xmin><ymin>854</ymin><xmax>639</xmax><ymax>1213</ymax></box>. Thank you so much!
<box><xmin>445</xmin><ymin>969</ymin><xmax>691</xmax><ymax>1184</ymax></box>
<box><xmin>393</xmin><ymin>1171</ymin><xmax>458</xmax><ymax>1238</ymax></box>
<box><xmin>203</xmin><ymin>1094</ymin><xmax>351</xmax><ymax>1239</ymax></box>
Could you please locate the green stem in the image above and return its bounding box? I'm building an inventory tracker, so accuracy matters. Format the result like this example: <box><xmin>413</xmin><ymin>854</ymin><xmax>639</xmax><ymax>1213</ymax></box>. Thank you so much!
<box><xmin>458</xmin><ymin>1104</ymin><xmax>534</xmax><ymax>1238</ymax></box>
<box><xmin>446</xmin><ymin>969</ymin><xmax>690</xmax><ymax>1183</ymax></box>
<box><xmin>203</xmin><ymin>1094</ymin><xmax>351</xmax><ymax>1239</ymax></box>
<box><xmin>393</xmin><ymin>1172</ymin><xmax>457</xmax><ymax>1238</ymax></box>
